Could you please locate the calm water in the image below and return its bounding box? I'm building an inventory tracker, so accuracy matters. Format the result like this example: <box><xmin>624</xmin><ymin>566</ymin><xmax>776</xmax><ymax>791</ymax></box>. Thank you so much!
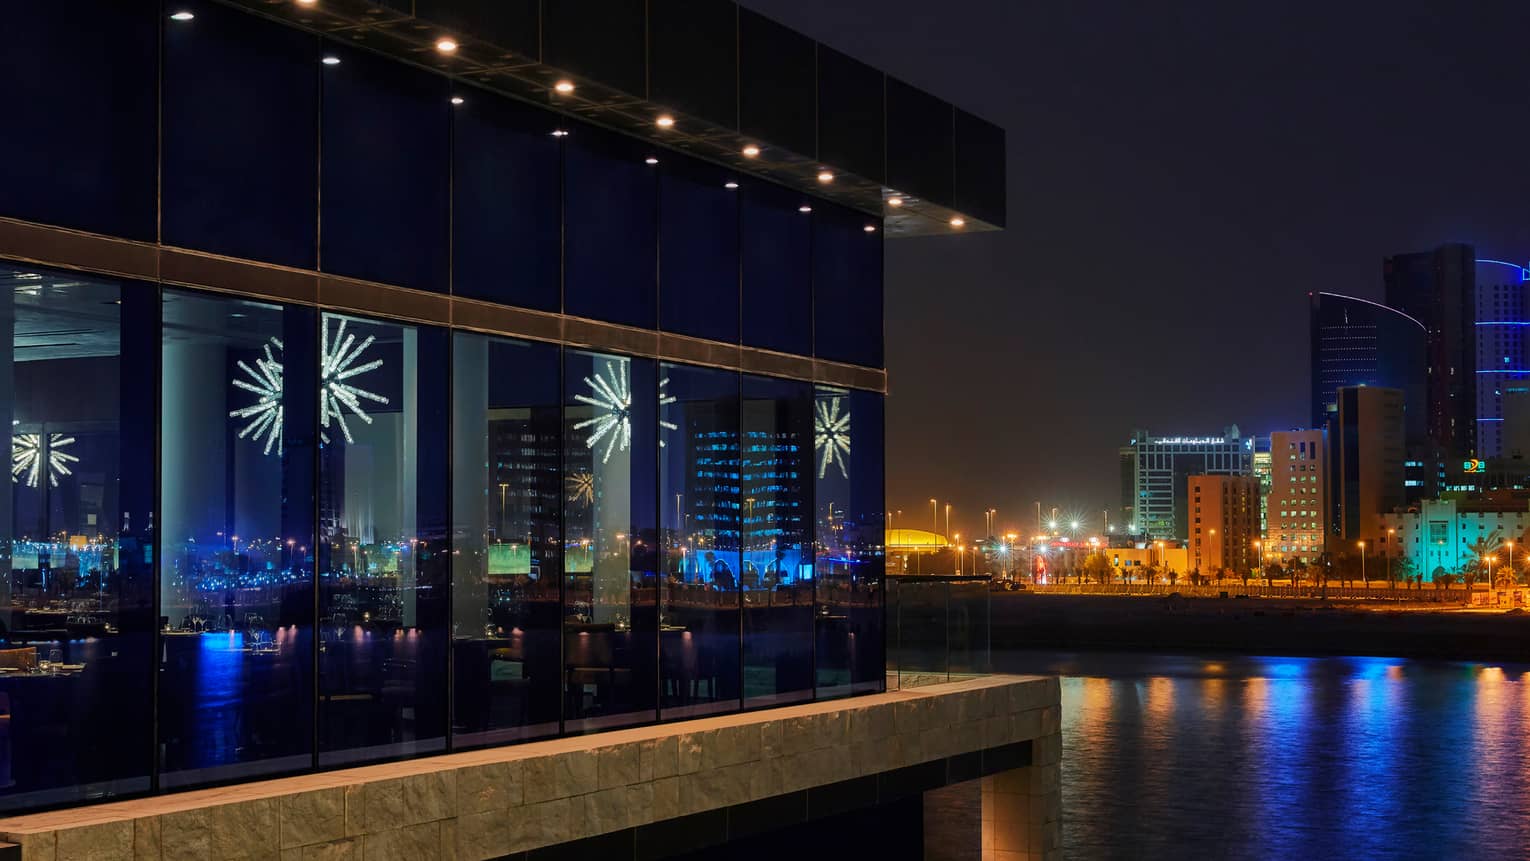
<box><xmin>996</xmin><ymin>651</ymin><xmax>1530</xmax><ymax>861</ymax></box>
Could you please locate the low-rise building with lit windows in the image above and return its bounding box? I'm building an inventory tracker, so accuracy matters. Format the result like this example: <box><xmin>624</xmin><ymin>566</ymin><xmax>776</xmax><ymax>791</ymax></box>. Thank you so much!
<box><xmin>1267</xmin><ymin>429</ymin><xmax>1329</xmax><ymax>561</ymax></box>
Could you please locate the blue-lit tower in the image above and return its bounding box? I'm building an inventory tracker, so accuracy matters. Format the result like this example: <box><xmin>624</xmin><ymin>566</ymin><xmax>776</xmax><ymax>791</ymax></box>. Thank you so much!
<box><xmin>1474</xmin><ymin>258</ymin><xmax>1530</xmax><ymax>458</ymax></box>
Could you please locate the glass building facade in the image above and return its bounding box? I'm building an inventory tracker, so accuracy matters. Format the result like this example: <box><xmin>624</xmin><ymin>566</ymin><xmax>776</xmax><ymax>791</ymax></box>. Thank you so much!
<box><xmin>0</xmin><ymin>0</ymin><xmax>899</xmax><ymax>813</ymax></box>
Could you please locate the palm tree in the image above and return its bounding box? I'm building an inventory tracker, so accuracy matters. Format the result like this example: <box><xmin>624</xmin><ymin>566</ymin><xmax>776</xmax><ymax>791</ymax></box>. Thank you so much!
<box><xmin>1462</xmin><ymin>530</ymin><xmax>1504</xmax><ymax>589</ymax></box>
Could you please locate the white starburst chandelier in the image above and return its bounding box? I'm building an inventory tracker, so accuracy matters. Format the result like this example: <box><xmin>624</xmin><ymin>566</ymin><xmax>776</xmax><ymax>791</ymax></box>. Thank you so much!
<box><xmin>574</xmin><ymin>360</ymin><xmax>632</xmax><ymax>464</ymax></box>
<box><xmin>11</xmin><ymin>432</ymin><xmax>78</xmax><ymax>488</ymax></box>
<box><xmin>574</xmin><ymin>360</ymin><xmax>678</xmax><ymax>463</ymax></box>
<box><xmin>230</xmin><ymin>337</ymin><xmax>285</xmax><ymax>455</ymax></box>
<box><xmin>814</xmin><ymin>396</ymin><xmax>851</xmax><ymax>480</ymax></box>
<box><xmin>320</xmin><ymin>317</ymin><xmax>388</xmax><ymax>445</ymax></box>
<box><xmin>228</xmin><ymin>318</ymin><xmax>389</xmax><ymax>453</ymax></box>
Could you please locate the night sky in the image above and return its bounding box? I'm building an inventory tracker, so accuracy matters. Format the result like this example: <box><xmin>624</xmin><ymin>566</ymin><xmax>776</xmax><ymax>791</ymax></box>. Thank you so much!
<box><xmin>742</xmin><ymin>0</ymin><xmax>1530</xmax><ymax>539</ymax></box>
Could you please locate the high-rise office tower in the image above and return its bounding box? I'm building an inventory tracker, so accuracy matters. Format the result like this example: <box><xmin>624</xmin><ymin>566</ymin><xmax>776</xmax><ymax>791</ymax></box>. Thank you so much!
<box><xmin>1383</xmin><ymin>243</ymin><xmax>1476</xmax><ymax>458</ymax></box>
<box><xmin>1309</xmin><ymin>290</ymin><xmax>1430</xmax><ymax>498</ymax></box>
<box><xmin>1474</xmin><ymin>259</ymin><xmax>1530</xmax><ymax>458</ymax></box>
<box><xmin>1331</xmin><ymin>386</ymin><xmax>1407</xmax><ymax>544</ymax></box>
<box><xmin>1308</xmin><ymin>291</ymin><xmax>1427</xmax><ymax>442</ymax></box>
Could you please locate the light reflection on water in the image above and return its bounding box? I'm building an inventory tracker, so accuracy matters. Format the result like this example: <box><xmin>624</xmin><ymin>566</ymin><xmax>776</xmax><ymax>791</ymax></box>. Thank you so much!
<box><xmin>997</xmin><ymin>651</ymin><xmax>1530</xmax><ymax>861</ymax></box>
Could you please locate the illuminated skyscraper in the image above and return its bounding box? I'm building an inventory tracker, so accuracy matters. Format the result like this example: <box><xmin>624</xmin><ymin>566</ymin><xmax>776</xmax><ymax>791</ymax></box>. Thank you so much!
<box><xmin>1383</xmin><ymin>243</ymin><xmax>1476</xmax><ymax>458</ymax></box>
<box><xmin>1474</xmin><ymin>258</ymin><xmax>1530</xmax><ymax>458</ymax></box>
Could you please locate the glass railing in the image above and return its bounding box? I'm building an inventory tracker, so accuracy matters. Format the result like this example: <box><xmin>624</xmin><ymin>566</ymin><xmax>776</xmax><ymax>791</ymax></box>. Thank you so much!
<box><xmin>887</xmin><ymin>575</ymin><xmax>992</xmax><ymax>688</ymax></box>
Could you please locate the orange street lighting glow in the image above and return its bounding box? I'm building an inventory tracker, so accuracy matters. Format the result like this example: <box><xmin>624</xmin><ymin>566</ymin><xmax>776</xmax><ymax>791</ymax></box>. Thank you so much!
<box><xmin>888</xmin><ymin>196</ymin><xmax>904</xmax><ymax>207</ymax></box>
<box><xmin>950</xmin><ymin>217</ymin><xmax>966</xmax><ymax>228</ymax></box>
<box><xmin>554</xmin><ymin>80</ymin><xmax>575</xmax><ymax>94</ymax></box>
<box><xmin>817</xmin><ymin>170</ymin><xmax>834</xmax><ymax>183</ymax></box>
<box><xmin>742</xmin><ymin>145</ymin><xmax>761</xmax><ymax>157</ymax></box>
<box><xmin>656</xmin><ymin>115</ymin><xmax>676</xmax><ymax>128</ymax></box>
<box><xmin>435</xmin><ymin>38</ymin><xmax>459</xmax><ymax>53</ymax></box>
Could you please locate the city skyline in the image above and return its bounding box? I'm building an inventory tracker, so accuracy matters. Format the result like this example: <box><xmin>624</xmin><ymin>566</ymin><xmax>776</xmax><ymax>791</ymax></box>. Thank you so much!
<box><xmin>738</xmin><ymin>0</ymin><xmax>1530</xmax><ymax>533</ymax></box>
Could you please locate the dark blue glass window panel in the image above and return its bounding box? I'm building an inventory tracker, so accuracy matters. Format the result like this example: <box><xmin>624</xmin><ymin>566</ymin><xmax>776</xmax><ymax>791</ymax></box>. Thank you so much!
<box><xmin>563</xmin><ymin>350</ymin><xmax>659</xmax><ymax>732</ymax></box>
<box><xmin>741</xmin><ymin>375</ymin><xmax>814</xmax><ymax>708</ymax></box>
<box><xmin>813</xmin><ymin>388</ymin><xmax>884</xmax><ymax>698</ymax></box>
<box><xmin>452</xmin><ymin>334</ymin><xmax>562</xmax><ymax>746</ymax></box>
<box><xmin>452</xmin><ymin>90</ymin><xmax>562</xmax><ymax>311</ymax></box>
<box><xmin>0</xmin><ymin>1</ymin><xmax>156</xmax><ymax>240</ymax></box>
<box><xmin>741</xmin><ymin>181</ymin><xmax>812</xmax><ymax>356</ymax></box>
<box><xmin>159</xmin><ymin>290</ymin><xmax>317</xmax><ymax>787</ymax></box>
<box><xmin>812</xmin><ymin>202</ymin><xmax>884</xmax><ymax>367</ymax></box>
<box><xmin>162</xmin><ymin>0</ymin><xmax>319</xmax><ymax>269</ymax></box>
<box><xmin>660</xmin><ymin>363</ymin><xmax>741</xmax><ymax>720</ymax></box>
<box><xmin>0</xmin><ymin>264</ymin><xmax>156</xmax><ymax>811</ymax></box>
<box><xmin>564</xmin><ymin>127</ymin><xmax>658</xmax><ymax>328</ymax></box>
<box><xmin>320</xmin><ymin>43</ymin><xmax>450</xmax><ymax>294</ymax></box>
<box><xmin>317</xmin><ymin>314</ymin><xmax>450</xmax><ymax>766</ymax></box>
<box><xmin>660</xmin><ymin>159</ymin><xmax>739</xmax><ymax>342</ymax></box>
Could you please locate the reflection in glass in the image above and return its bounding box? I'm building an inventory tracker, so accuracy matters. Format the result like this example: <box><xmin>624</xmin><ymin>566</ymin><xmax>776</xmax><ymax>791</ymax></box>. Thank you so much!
<box><xmin>452</xmin><ymin>334</ymin><xmax>561</xmax><ymax>746</ymax></box>
<box><xmin>0</xmin><ymin>264</ymin><xmax>155</xmax><ymax>810</ymax></box>
<box><xmin>563</xmin><ymin>351</ymin><xmax>658</xmax><ymax>732</ymax></box>
<box><xmin>317</xmin><ymin>313</ymin><xmax>448</xmax><ymax>765</ymax></box>
<box><xmin>741</xmin><ymin>375</ymin><xmax>814</xmax><ymax>707</ymax></box>
<box><xmin>159</xmin><ymin>290</ymin><xmax>316</xmax><ymax>786</ymax></box>
<box><xmin>660</xmin><ymin>364</ymin><xmax>741</xmax><ymax>719</ymax></box>
<box><xmin>815</xmin><ymin>387</ymin><xmax>885</xmax><ymax>697</ymax></box>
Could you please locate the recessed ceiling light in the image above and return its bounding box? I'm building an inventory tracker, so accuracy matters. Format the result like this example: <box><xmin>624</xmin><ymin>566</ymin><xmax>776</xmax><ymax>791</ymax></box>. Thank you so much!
<box><xmin>724</xmin><ymin>181</ymin><xmax>739</xmax><ymax>189</ymax></box>
<box><xmin>554</xmin><ymin>80</ymin><xmax>575</xmax><ymax>94</ymax></box>
<box><xmin>742</xmin><ymin>145</ymin><xmax>761</xmax><ymax>158</ymax></box>
<box><xmin>950</xmin><ymin>217</ymin><xmax>966</xmax><ymax>228</ymax></box>
<box><xmin>863</xmin><ymin>225</ymin><xmax>877</xmax><ymax>233</ymax></box>
<box><xmin>887</xmin><ymin>197</ymin><xmax>904</xmax><ymax>208</ymax></box>
<box><xmin>435</xmin><ymin>38</ymin><xmax>458</xmax><ymax>54</ymax></box>
<box><xmin>322</xmin><ymin>55</ymin><xmax>341</xmax><ymax>66</ymax></box>
<box><xmin>451</xmin><ymin>96</ymin><xmax>465</xmax><ymax>105</ymax></box>
<box><xmin>645</xmin><ymin>157</ymin><xmax>659</xmax><ymax>165</ymax></box>
<box><xmin>170</xmin><ymin>11</ymin><xmax>195</xmax><ymax>21</ymax></box>
<box><xmin>551</xmin><ymin>129</ymin><xmax>569</xmax><ymax>137</ymax></box>
<box><xmin>799</xmin><ymin>205</ymin><xmax>812</xmax><ymax>213</ymax></box>
<box><xmin>817</xmin><ymin>170</ymin><xmax>834</xmax><ymax>183</ymax></box>
<box><xmin>656</xmin><ymin>115</ymin><xmax>675</xmax><ymax>129</ymax></box>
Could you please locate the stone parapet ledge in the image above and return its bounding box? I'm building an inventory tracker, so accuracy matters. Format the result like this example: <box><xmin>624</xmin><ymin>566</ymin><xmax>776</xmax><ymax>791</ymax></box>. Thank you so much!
<box><xmin>0</xmin><ymin>675</ymin><xmax>1059</xmax><ymax>861</ymax></box>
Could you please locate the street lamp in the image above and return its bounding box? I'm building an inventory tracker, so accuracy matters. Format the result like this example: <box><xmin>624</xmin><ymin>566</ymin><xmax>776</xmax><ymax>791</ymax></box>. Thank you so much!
<box><xmin>1386</xmin><ymin>528</ymin><xmax>1395</xmax><ymax>585</ymax></box>
<box><xmin>1505</xmin><ymin>540</ymin><xmax>1515</xmax><ymax>587</ymax></box>
<box><xmin>1357</xmin><ymin>540</ymin><xmax>1366</xmax><ymax>585</ymax></box>
<box><xmin>1485</xmin><ymin>553</ymin><xmax>1495</xmax><ymax>587</ymax></box>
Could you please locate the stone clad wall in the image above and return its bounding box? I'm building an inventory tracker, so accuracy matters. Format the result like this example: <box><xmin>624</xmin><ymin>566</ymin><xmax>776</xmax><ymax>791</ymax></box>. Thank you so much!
<box><xmin>0</xmin><ymin>675</ymin><xmax>1059</xmax><ymax>861</ymax></box>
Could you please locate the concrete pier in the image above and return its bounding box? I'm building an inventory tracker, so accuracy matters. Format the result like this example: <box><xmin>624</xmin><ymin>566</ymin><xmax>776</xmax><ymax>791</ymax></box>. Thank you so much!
<box><xmin>0</xmin><ymin>675</ymin><xmax>1059</xmax><ymax>861</ymax></box>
